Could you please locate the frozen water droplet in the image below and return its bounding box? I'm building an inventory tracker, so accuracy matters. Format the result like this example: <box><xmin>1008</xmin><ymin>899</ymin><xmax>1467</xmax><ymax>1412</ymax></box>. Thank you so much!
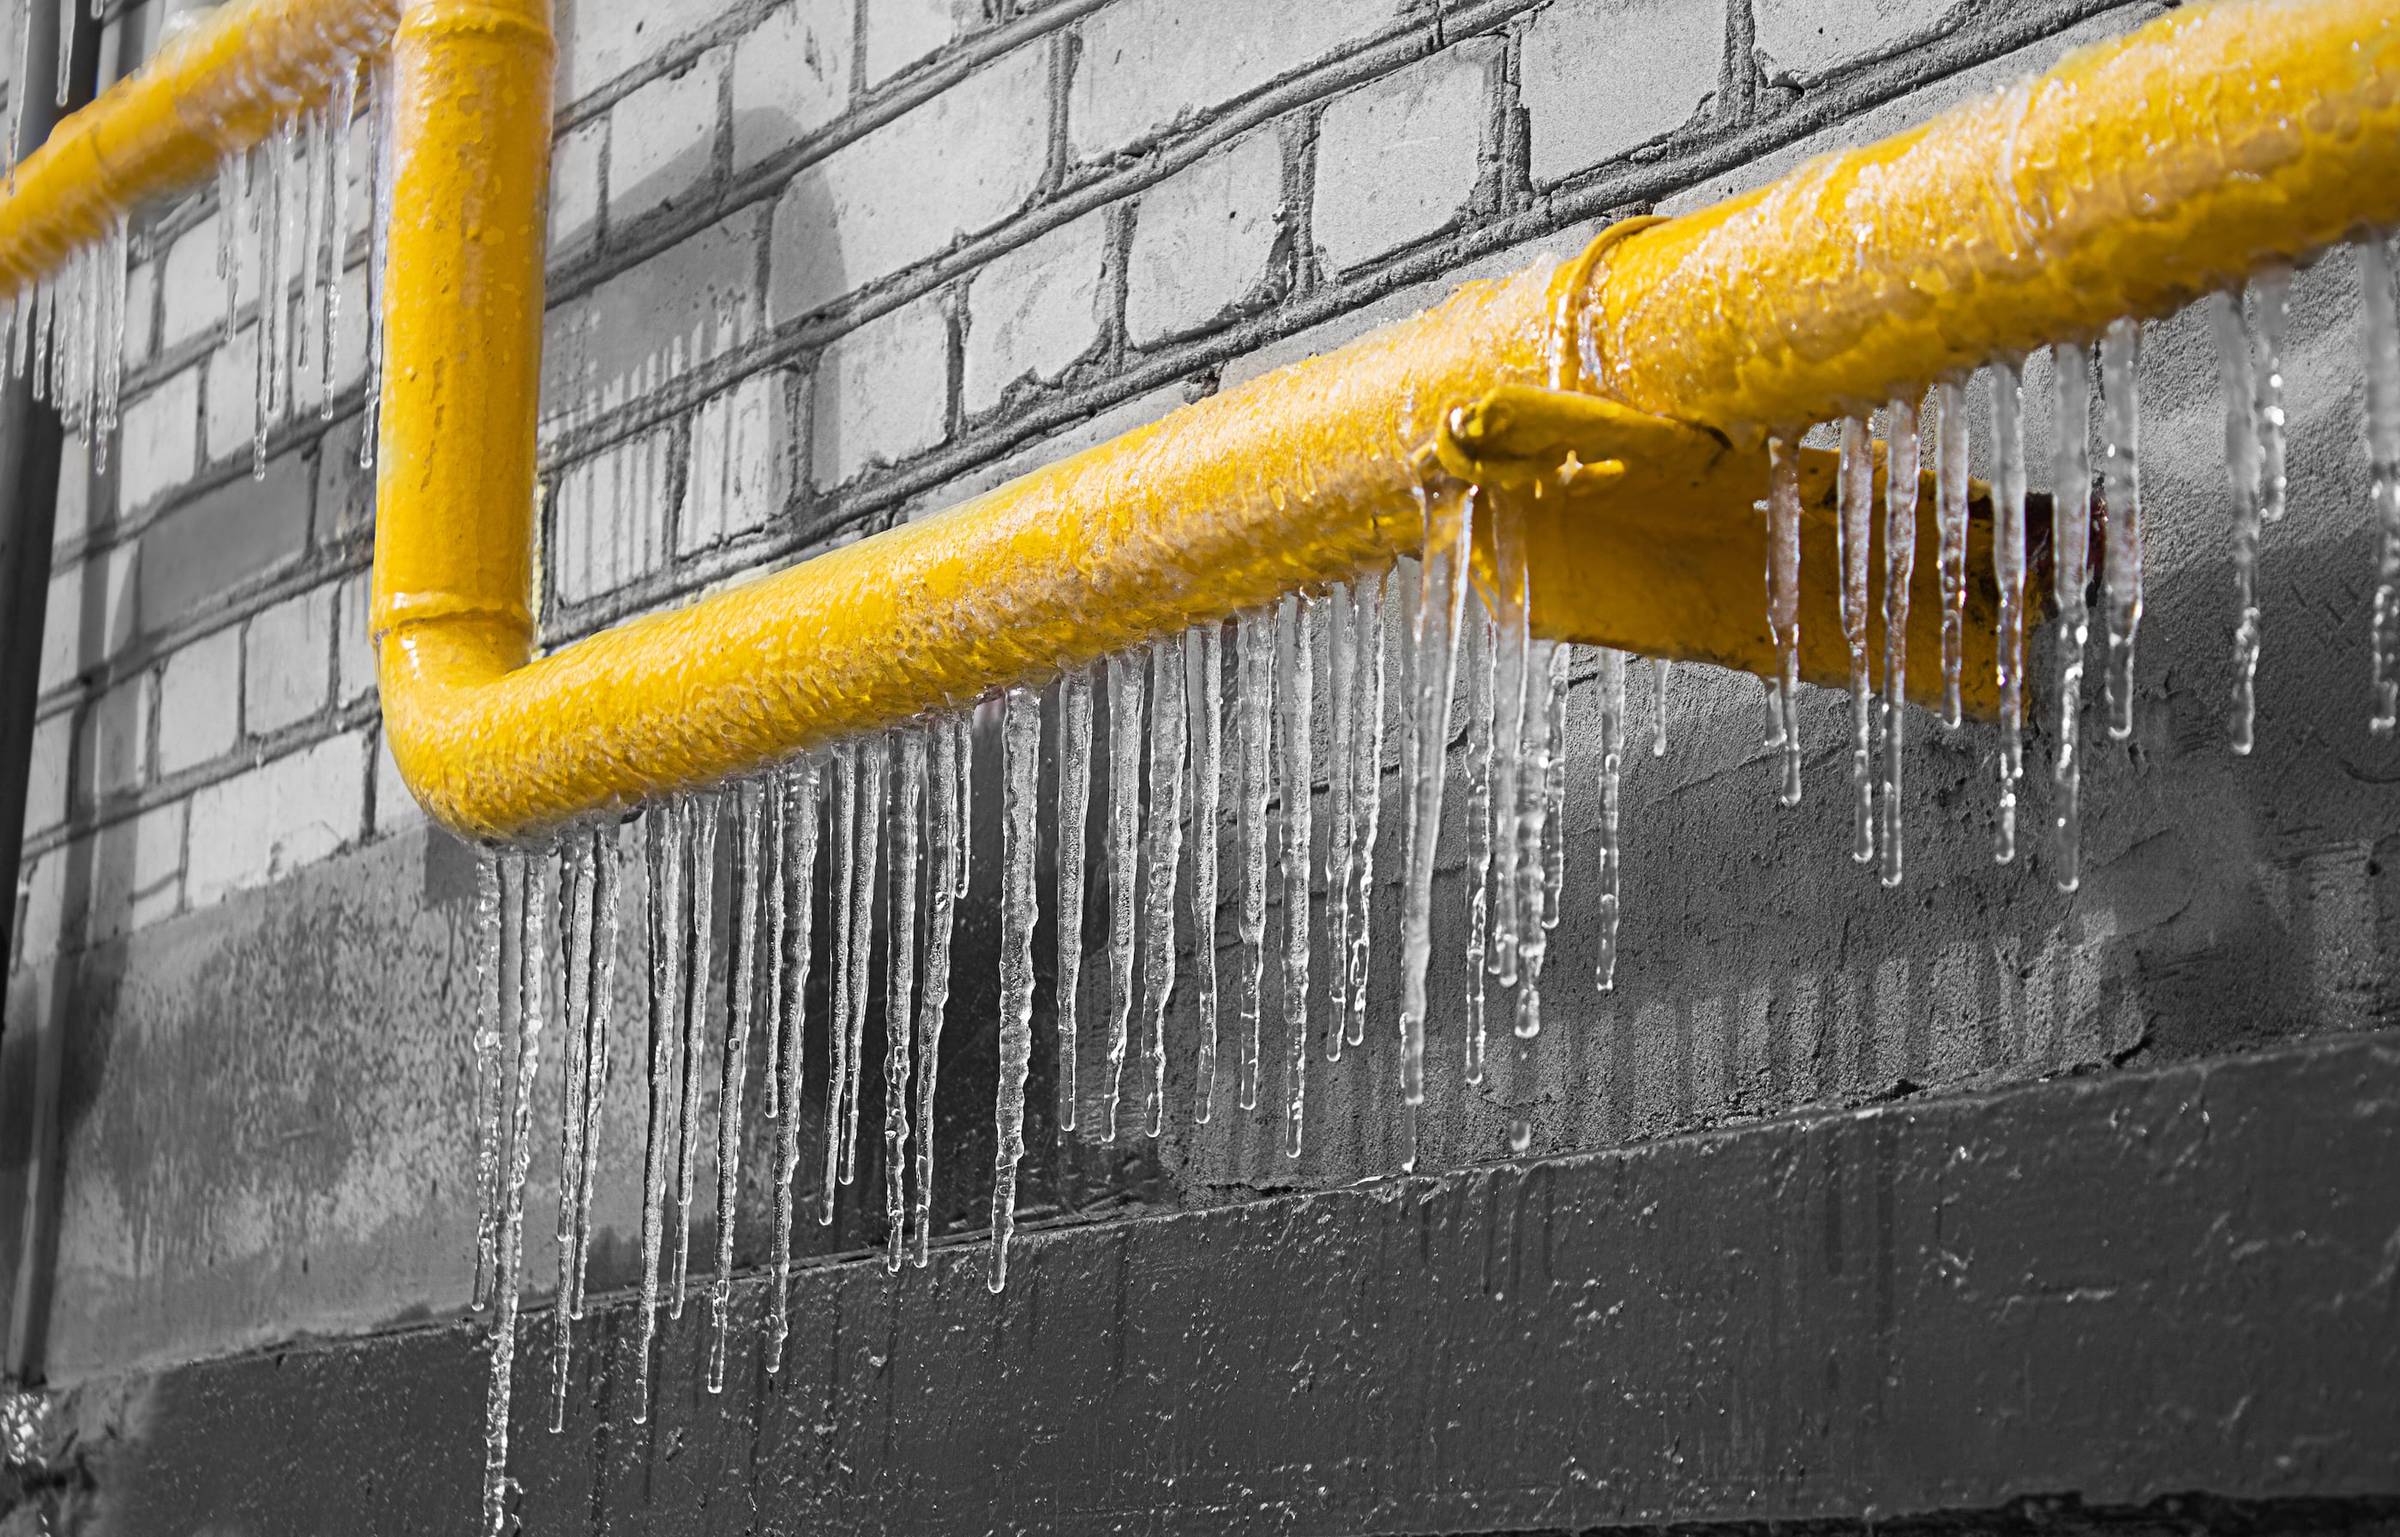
<box><xmin>1594</xmin><ymin>648</ymin><xmax>1626</xmax><ymax>993</ymax></box>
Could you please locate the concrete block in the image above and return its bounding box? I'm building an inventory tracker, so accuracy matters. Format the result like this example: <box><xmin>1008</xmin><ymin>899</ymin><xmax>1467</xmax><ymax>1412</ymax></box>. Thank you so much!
<box><xmin>551</xmin><ymin>117</ymin><xmax>606</xmax><ymax>258</ymax></box>
<box><xmin>731</xmin><ymin>0</ymin><xmax>855</xmax><ymax>172</ymax></box>
<box><xmin>1311</xmin><ymin>40</ymin><xmax>1496</xmax><ymax>273</ymax></box>
<box><xmin>336</xmin><ymin>571</ymin><xmax>375</xmax><ymax>707</ymax></box>
<box><xmin>203</xmin><ymin>321</ymin><xmax>260</xmax><ymax>467</ymax></box>
<box><xmin>1519</xmin><ymin>0</ymin><xmax>1726</xmax><ymax>187</ymax></box>
<box><xmin>137</xmin><ymin>452</ymin><xmax>313</xmax><ymax>637</ymax></box>
<box><xmin>1124</xmin><ymin>127</ymin><xmax>1287</xmax><ymax>347</ymax></box>
<box><xmin>962</xmin><ymin>211</ymin><xmax>1108</xmax><ymax>416</ymax></box>
<box><xmin>542</xmin><ymin>207</ymin><xmax>763</xmax><ymax>427</ymax></box>
<box><xmin>1068</xmin><ymin>0</ymin><xmax>1402</xmax><ymax>161</ymax></box>
<box><xmin>550</xmin><ymin>427</ymin><xmax>677</xmax><ymax>607</ymax></box>
<box><xmin>74</xmin><ymin>673</ymin><xmax>150</xmax><ymax>807</ymax></box>
<box><xmin>680</xmin><ymin>368</ymin><xmax>793</xmax><ymax>552</ymax></box>
<box><xmin>243</xmin><ymin>585</ymin><xmax>335</xmax><ymax>737</ymax></box>
<box><xmin>186</xmin><ymin>731</ymin><xmax>369</xmax><ymax>910</ymax></box>
<box><xmin>609</xmin><ymin>46</ymin><xmax>728</xmax><ymax>227</ymax></box>
<box><xmin>40</xmin><ymin>541</ymin><xmax>139</xmax><ymax>695</ymax></box>
<box><xmin>86</xmin><ymin>800</ymin><xmax>188</xmax><ymax>943</ymax></box>
<box><xmin>116</xmin><ymin>366</ymin><xmax>200</xmax><ymax>516</ymax></box>
<box><xmin>812</xmin><ymin>293</ymin><xmax>950</xmax><ymax>489</ymax></box>
<box><xmin>1754</xmin><ymin>0</ymin><xmax>1942</xmax><ymax>83</ymax></box>
<box><xmin>865</xmin><ymin>0</ymin><xmax>972</xmax><ymax>86</ymax></box>
<box><xmin>767</xmin><ymin>43</ymin><xmax>1050</xmax><ymax>318</ymax></box>
<box><xmin>156</xmin><ymin>627</ymin><xmax>242</xmax><ymax>777</ymax></box>
<box><xmin>23</xmin><ymin>710</ymin><xmax>70</xmax><ymax>840</ymax></box>
<box><xmin>555</xmin><ymin>0</ymin><xmax>730</xmax><ymax>102</ymax></box>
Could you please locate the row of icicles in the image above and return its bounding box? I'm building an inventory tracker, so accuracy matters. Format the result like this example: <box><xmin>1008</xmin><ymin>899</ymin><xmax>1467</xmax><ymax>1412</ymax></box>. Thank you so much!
<box><xmin>453</xmin><ymin>247</ymin><xmax>2400</xmax><ymax>1530</ymax></box>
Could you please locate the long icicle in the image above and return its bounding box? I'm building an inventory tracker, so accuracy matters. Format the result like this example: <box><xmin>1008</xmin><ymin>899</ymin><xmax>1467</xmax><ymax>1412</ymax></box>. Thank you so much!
<box><xmin>914</xmin><ymin>726</ymin><xmax>959</xmax><ymax>1268</ymax></box>
<box><xmin>359</xmin><ymin>61</ymin><xmax>393</xmax><ymax>470</ymax></box>
<box><xmin>1278</xmin><ymin>592</ymin><xmax>1314</xmax><ymax>1159</ymax></box>
<box><xmin>1934</xmin><ymin>379</ymin><xmax>1971</xmax><ymax>729</ymax></box>
<box><xmin>1491</xmin><ymin>523</ymin><xmax>1530</xmax><ymax>987</ymax></box>
<box><xmin>1882</xmin><ymin>394</ymin><xmax>1922</xmax><ymax>889</ymax></box>
<box><xmin>1187</xmin><ymin>627</ymin><xmax>1224</xmax><ymax>1122</ymax></box>
<box><xmin>671</xmin><ymin>795</ymin><xmax>719</xmax><ymax>1316</ymax></box>
<box><xmin>1837</xmin><ymin>417</ymin><xmax>1876</xmax><ymax>864</ymax></box>
<box><xmin>482</xmin><ymin>852</ymin><xmax>548</xmax><ymax>1537</ymax></box>
<box><xmin>1594</xmin><ymin>647</ymin><xmax>1627</xmax><ymax>994</ymax></box>
<box><xmin>1141</xmin><ymin>636</ymin><xmax>1187</xmax><ymax>1138</ymax></box>
<box><xmin>549</xmin><ymin>834</ymin><xmax>596</xmax><ymax>1432</ymax></box>
<box><xmin>1324</xmin><ymin>585</ymin><xmax>1357</xmax><ymax>1056</ymax></box>
<box><xmin>988</xmin><ymin>686</ymin><xmax>1041</xmax><ymax>1293</ymax></box>
<box><xmin>1463</xmin><ymin>604</ymin><xmax>1495</xmax><ymax>1081</ymax></box>
<box><xmin>2364</xmin><ymin>238</ymin><xmax>2400</xmax><ymax>735</ymax></box>
<box><xmin>2101</xmin><ymin>320</ymin><xmax>2146</xmax><ymax>741</ymax></box>
<box><xmin>884</xmin><ymin>730</ymin><xmax>927</xmax><ymax>1272</ymax></box>
<box><xmin>322</xmin><ymin>62</ymin><xmax>359</xmax><ymax>416</ymax></box>
<box><xmin>1054</xmin><ymin>670</ymin><xmax>1093</xmax><ymax>1132</ymax></box>
<box><xmin>1766</xmin><ymin>435</ymin><xmax>1806</xmax><ymax>805</ymax></box>
<box><xmin>1991</xmin><ymin>360</ymin><xmax>2028</xmax><ymax>865</ymax></box>
<box><xmin>1344</xmin><ymin>571</ymin><xmax>1387</xmax><ymax>1052</ymax></box>
<box><xmin>2050</xmin><ymin>349</ymin><xmax>2093</xmax><ymax>891</ymax></box>
<box><xmin>1538</xmin><ymin>639</ymin><xmax>1571</xmax><ymax>930</ymax></box>
<box><xmin>469</xmin><ymin>851</ymin><xmax>507</xmax><ymax>1311</ymax></box>
<box><xmin>2213</xmin><ymin>292</ymin><xmax>2266</xmax><ymax>755</ymax></box>
<box><xmin>574</xmin><ymin>826</ymin><xmax>621</xmax><ymax>1320</ymax></box>
<box><xmin>1399</xmin><ymin>483</ymin><xmax>1475</xmax><ymax>1172</ymax></box>
<box><xmin>839</xmin><ymin>741</ymin><xmax>886</xmax><ymax>1187</ymax></box>
<box><xmin>634</xmin><ymin>807</ymin><xmax>686</xmax><ymax>1422</ymax></box>
<box><xmin>2253</xmin><ymin>264</ymin><xmax>2293</xmax><ymax>527</ymax></box>
<box><xmin>706</xmin><ymin>786</ymin><xmax>762</xmax><ymax>1394</ymax></box>
<box><xmin>1103</xmin><ymin>650</ymin><xmax>1147</xmax><ymax>1140</ymax></box>
<box><xmin>768</xmin><ymin>759</ymin><xmax>821</xmax><ymax>1369</ymax></box>
<box><xmin>822</xmin><ymin>743</ymin><xmax>857</xmax><ymax>1225</ymax></box>
<box><xmin>1236</xmin><ymin>612</ymin><xmax>1272</xmax><ymax>1110</ymax></box>
<box><xmin>1512</xmin><ymin>634</ymin><xmax>1558</xmax><ymax>1040</ymax></box>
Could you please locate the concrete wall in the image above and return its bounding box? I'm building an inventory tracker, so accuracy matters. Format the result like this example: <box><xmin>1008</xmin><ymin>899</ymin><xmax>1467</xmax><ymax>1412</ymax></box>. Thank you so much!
<box><xmin>5</xmin><ymin>0</ymin><xmax>2398</xmax><ymax>1526</ymax></box>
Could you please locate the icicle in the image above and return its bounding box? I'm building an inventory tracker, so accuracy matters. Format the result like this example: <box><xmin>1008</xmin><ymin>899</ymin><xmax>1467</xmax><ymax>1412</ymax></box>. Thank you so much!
<box><xmin>1399</xmin><ymin>483</ymin><xmax>1474</xmax><ymax>1170</ymax></box>
<box><xmin>1538</xmin><ymin>640</ymin><xmax>1571</xmax><ymax>929</ymax></box>
<box><xmin>51</xmin><ymin>0</ymin><xmax>68</xmax><ymax>110</ymax></box>
<box><xmin>768</xmin><ymin>759</ymin><xmax>821</xmax><ymax>1367</ymax></box>
<box><xmin>913</xmin><ymin>729</ymin><xmax>958</xmax><ymax>1268</ymax></box>
<box><xmin>1882</xmin><ymin>394</ymin><xmax>1922</xmax><ymax>890</ymax></box>
<box><xmin>216</xmin><ymin>153</ymin><xmax>244</xmax><ymax>343</ymax></box>
<box><xmin>573</xmin><ymin>826</ymin><xmax>620</xmax><ymax>1319</ymax></box>
<box><xmin>266</xmin><ymin>125</ymin><xmax>296</xmax><ymax>448</ymax></box>
<box><xmin>1102</xmin><ymin>650</ymin><xmax>1146</xmax><ymax>1140</ymax></box>
<box><xmin>1491</xmin><ymin>520</ymin><xmax>1530</xmax><ymax>987</ymax></box>
<box><xmin>1054</xmin><ymin>671</ymin><xmax>1092</xmax><ymax>1132</ymax></box>
<box><xmin>1140</xmin><ymin>636</ymin><xmax>1186</xmax><ymax>1138</ymax></box>
<box><xmin>481</xmin><ymin>851</ymin><xmax>549</xmax><ymax>1537</ymax></box>
<box><xmin>1991</xmin><ymin>359</ymin><xmax>2028</xmax><ymax>865</ymax></box>
<box><xmin>838</xmin><ymin>742</ymin><xmax>885</xmax><ymax>1185</ymax></box>
<box><xmin>550</xmin><ymin>835</ymin><xmax>596</xmax><ymax>1432</ymax></box>
<box><xmin>1934</xmin><ymin>379</ymin><xmax>1971</xmax><ymax>729</ymax></box>
<box><xmin>250</xmin><ymin>135</ymin><xmax>283</xmax><ymax>478</ymax></box>
<box><xmin>1837</xmin><ymin>417</ymin><xmax>1875</xmax><ymax>864</ymax></box>
<box><xmin>671</xmin><ymin>795</ymin><xmax>719</xmax><ymax>1318</ymax></box>
<box><xmin>294</xmin><ymin>104</ymin><xmax>327</xmax><ymax>385</ymax></box>
<box><xmin>468</xmin><ymin>852</ymin><xmax>507</xmax><ymax>1310</ymax></box>
<box><xmin>1765</xmin><ymin>434</ymin><xmax>1805</xmax><ymax>805</ymax></box>
<box><xmin>821</xmin><ymin>743</ymin><xmax>857</xmax><ymax>1225</ymax></box>
<box><xmin>1463</xmin><ymin>606</ymin><xmax>1495</xmax><ymax>1084</ymax></box>
<box><xmin>954</xmin><ymin>711</ymin><xmax>973</xmax><ymax>900</ymax></box>
<box><xmin>1277</xmin><ymin>593</ymin><xmax>1313</xmax><ymax>1159</ymax></box>
<box><xmin>1235</xmin><ymin>611</ymin><xmax>1273</xmax><ymax>1110</ymax></box>
<box><xmin>1324</xmin><ymin>585</ymin><xmax>1357</xmax><ymax>1055</ymax></box>
<box><xmin>2043</xmin><ymin>347</ymin><xmax>2092</xmax><ymax>888</ymax></box>
<box><xmin>634</xmin><ymin>804</ymin><xmax>687</xmax><ymax>1422</ymax></box>
<box><xmin>1343</xmin><ymin>571</ymin><xmax>1386</xmax><ymax>1052</ymax></box>
<box><xmin>1594</xmin><ymin>647</ymin><xmax>1626</xmax><ymax>993</ymax></box>
<box><xmin>94</xmin><ymin>217</ymin><xmax>126</xmax><ymax>476</ymax></box>
<box><xmin>2101</xmin><ymin>320</ymin><xmax>2145</xmax><ymax>741</ymax></box>
<box><xmin>322</xmin><ymin>65</ymin><xmax>359</xmax><ymax>416</ymax></box>
<box><xmin>1186</xmin><ymin>626</ymin><xmax>1224</xmax><ymax>1121</ymax></box>
<box><xmin>2253</xmin><ymin>264</ymin><xmax>2292</xmax><ymax>526</ymax></box>
<box><xmin>1649</xmin><ymin>659</ymin><xmax>1670</xmax><ymax>759</ymax></box>
<box><xmin>884</xmin><ymin>732</ymin><xmax>926</xmax><ymax>1272</ymax></box>
<box><xmin>2363</xmin><ymin>238</ymin><xmax>2400</xmax><ymax>736</ymax></box>
<box><xmin>28</xmin><ymin>280</ymin><xmax>48</xmax><ymax>405</ymax></box>
<box><xmin>7</xmin><ymin>0</ymin><xmax>30</xmax><ymax>165</ymax></box>
<box><xmin>988</xmin><ymin>686</ymin><xmax>1041</xmax><ymax>1293</ymax></box>
<box><xmin>706</xmin><ymin>787</ymin><xmax>762</xmax><ymax>1394</ymax></box>
<box><xmin>2214</xmin><ymin>293</ymin><xmax>2266</xmax><ymax>755</ymax></box>
<box><xmin>1511</xmin><ymin>634</ymin><xmax>1557</xmax><ymax>1039</ymax></box>
<box><xmin>360</xmin><ymin>63</ymin><xmax>393</xmax><ymax>470</ymax></box>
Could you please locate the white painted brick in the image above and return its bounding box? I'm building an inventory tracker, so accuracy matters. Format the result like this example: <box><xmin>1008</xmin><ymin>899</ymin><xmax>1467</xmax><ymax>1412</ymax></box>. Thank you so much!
<box><xmin>156</xmin><ymin>626</ymin><xmax>242</xmax><ymax>776</ymax></box>
<box><xmin>203</xmin><ymin>321</ymin><xmax>259</xmax><ymax>466</ymax></box>
<box><xmin>1124</xmin><ymin>128</ymin><xmax>1287</xmax><ymax>348</ymax></box>
<box><xmin>550</xmin><ymin>427</ymin><xmax>677</xmax><ymax>607</ymax></box>
<box><xmin>610</xmin><ymin>46</ymin><xmax>728</xmax><ymax>227</ymax></box>
<box><xmin>121</xmin><ymin>258</ymin><xmax>158</xmax><ymax>369</ymax></box>
<box><xmin>336</xmin><ymin>570</ymin><xmax>376</xmax><ymax>706</ymax></box>
<box><xmin>372</xmin><ymin>728</ymin><xmax>422</xmax><ymax>838</ymax></box>
<box><xmin>1519</xmin><ymin>0</ymin><xmax>1725</xmax><ymax>187</ymax></box>
<box><xmin>1754</xmin><ymin>0</ymin><xmax>1937</xmax><ymax>83</ymax></box>
<box><xmin>1312</xmin><ymin>41</ymin><xmax>1495</xmax><ymax>273</ymax></box>
<box><xmin>86</xmin><ymin>800</ymin><xmax>187</xmax><ymax>943</ymax></box>
<box><xmin>116</xmin><ymin>366</ymin><xmax>200</xmax><ymax>514</ymax></box>
<box><xmin>23</xmin><ymin>711</ymin><xmax>70</xmax><ymax>839</ymax></box>
<box><xmin>681</xmin><ymin>369</ymin><xmax>793</xmax><ymax>552</ymax></box>
<box><xmin>53</xmin><ymin>439</ymin><xmax>90</xmax><ymax>553</ymax></box>
<box><xmin>556</xmin><ymin>0</ymin><xmax>729</xmax><ymax>102</ymax></box>
<box><xmin>767</xmin><ymin>44</ymin><xmax>1050</xmax><ymax>318</ymax></box>
<box><xmin>159</xmin><ymin>211</ymin><xmax>233</xmax><ymax>354</ymax></box>
<box><xmin>962</xmin><ymin>212</ymin><xmax>1107</xmax><ymax>416</ymax></box>
<box><xmin>186</xmin><ymin>731</ymin><xmax>368</xmax><ymax>910</ymax></box>
<box><xmin>551</xmin><ymin>118</ymin><xmax>606</xmax><ymax>258</ymax></box>
<box><xmin>731</xmin><ymin>0</ymin><xmax>854</xmax><ymax>172</ymax></box>
<box><xmin>40</xmin><ymin>542</ymin><xmax>138</xmax><ymax>694</ymax></box>
<box><xmin>865</xmin><ymin>0</ymin><xmax>972</xmax><ymax>85</ymax></box>
<box><xmin>813</xmin><ymin>294</ymin><xmax>950</xmax><ymax>489</ymax></box>
<box><xmin>543</xmin><ymin>209</ymin><xmax>763</xmax><ymax>427</ymax></box>
<box><xmin>74</xmin><ymin>674</ymin><xmax>149</xmax><ymax>805</ymax></box>
<box><xmin>243</xmin><ymin>586</ymin><xmax>334</xmax><ymax>736</ymax></box>
<box><xmin>1069</xmin><ymin>0</ymin><xmax>1401</xmax><ymax>160</ymax></box>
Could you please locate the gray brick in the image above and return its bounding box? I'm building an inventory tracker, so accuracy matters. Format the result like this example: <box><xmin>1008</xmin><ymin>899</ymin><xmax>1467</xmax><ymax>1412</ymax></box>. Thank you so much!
<box><xmin>336</xmin><ymin>570</ymin><xmax>376</xmax><ymax>706</ymax></box>
<box><xmin>121</xmin><ymin>256</ymin><xmax>157</xmax><ymax>370</ymax></box>
<box><xmin>1519</xmin><ymin>0</ymin><xmax>1726</xmax><ymax>188</ymax></box>
<box><xmin>812</xmin><ymin>293</ymin><xmax>949</xmax><ymax>489</ymax></box>
<box><xmin>550</xmin><ymin>427</ymin><xmax>677</xmax><ymax>607</ymax></box>
<box><xmin>731</xmin><ymin>0</ymin><xmax>854</xmax><ymax>173</ymax></box>
<box><xmin>767</xmin><ymin>43</ymin><xmax>1050</xmax><ymax>319</ymax></box>
<box><xmin>185</xmin><ymin>731</ymin><xmax>368</xmax><ymax>911</ymax></box>
<box><xmin>40</xmin><ymin>542</ymin><xmax>138</xmax><ymax>695</ymax></box>
<box><xmin>552</xmin><ymin>118</ymin><xmax>606</xmax><ymax>258</ymax></box>
<box><xmin>555</xmin><ymin>0</ymin><xmax>731</xmax><ymax>102</ymax></box>
<box><xmin>314</xmin><ymin>416</ymin><xmax>373</xmax><ymax>549</ymax></box>
<box><xmin>1311</xmin><ymin>41</ymin><xmax>1496</xmax><ymax>274</ymax></box>
<box><xmin>1124</xmin><ymin>127</ymin><xmax>1287</xmax><ymax>348</ymax></box>
<box><xmin>962</xmin><ymin>211</ymin><xmax>1109</xmax><ymax>416</ymax></box>
<box><xmin>74</xmin><ymin>673</ymin><xmax>149</xmax><ymax>807</ymax></box>
<box><xmin>243</xmin><ymin>585</ymin><xmax>334</xmax><ymax>737</ymax></box>
<box><xmin>681</xmin><ymin>369</ymin><xmax>794</xmax><ymax>552</ymax></box>
<box><xmin>1754</xmin><ymin>0</ymin><xmax>1943</xmax><ymax>83</ymax></box>
<box><xmin>865</xmin><ymin>0</ymin><xmax>972</xmax><ymax>86</ymax></box>
<box><xmin>203</xmin><ymin>320</ymin><xmax>260</xmax><ymax>467</ymax></box>
<box><xmin>116</xmin><ymin>366</ymin><xmax>200</xmax><ymax>515</ymax></box>
<box><xmin>1068</xmin><ymin>0</ymin><xmax>1402</xmax><ymax>161</ymax></box>
<box><xmin>290</xmin><ymin>262</ymin><xmax>369</xmax><ymax>419</ymax></box>
<box><xmin>157</xmin><ymin>627</ymin><xmax>242</xmax><ymax>777</ymax></box>
<box><xmin>85</xmin><ymin>799</ymin><xmax>186</xmax><ymax>944</ymax></box>
<box><xmin>22</xmin><ymin>710</ymin><xmax>70</xmax><ymax>839</ymax></box>
<box><xmin>158</xmin><ymin>211</ymin><xmax>231</xmax><ymax>355</ymax></box>
<box><xmin>609</xmin><ymin>46</ymin><xmax>728</xmax><ymax>228</ymax></box>
<box><xmin>137</xmin><ymin>452</ymin><xmax>313</xmax><ymax>636</ymax></box>
<box><xmin>543</xmin><ymin>207</ymin><xmax>764</xmax><ymax>428</ymax></box>
<box><xmin>371</xmin><ymin>727</ymin><xmax>420</xmax><ymax>838</ymax></box>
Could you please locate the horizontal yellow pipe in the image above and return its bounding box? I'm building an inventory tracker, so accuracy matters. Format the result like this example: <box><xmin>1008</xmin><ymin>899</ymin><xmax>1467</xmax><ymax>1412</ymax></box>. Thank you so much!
<box><xmin>0</xmin><ymin>0</ymin><xmax>394</xmax><ymax>288</ymax></box>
